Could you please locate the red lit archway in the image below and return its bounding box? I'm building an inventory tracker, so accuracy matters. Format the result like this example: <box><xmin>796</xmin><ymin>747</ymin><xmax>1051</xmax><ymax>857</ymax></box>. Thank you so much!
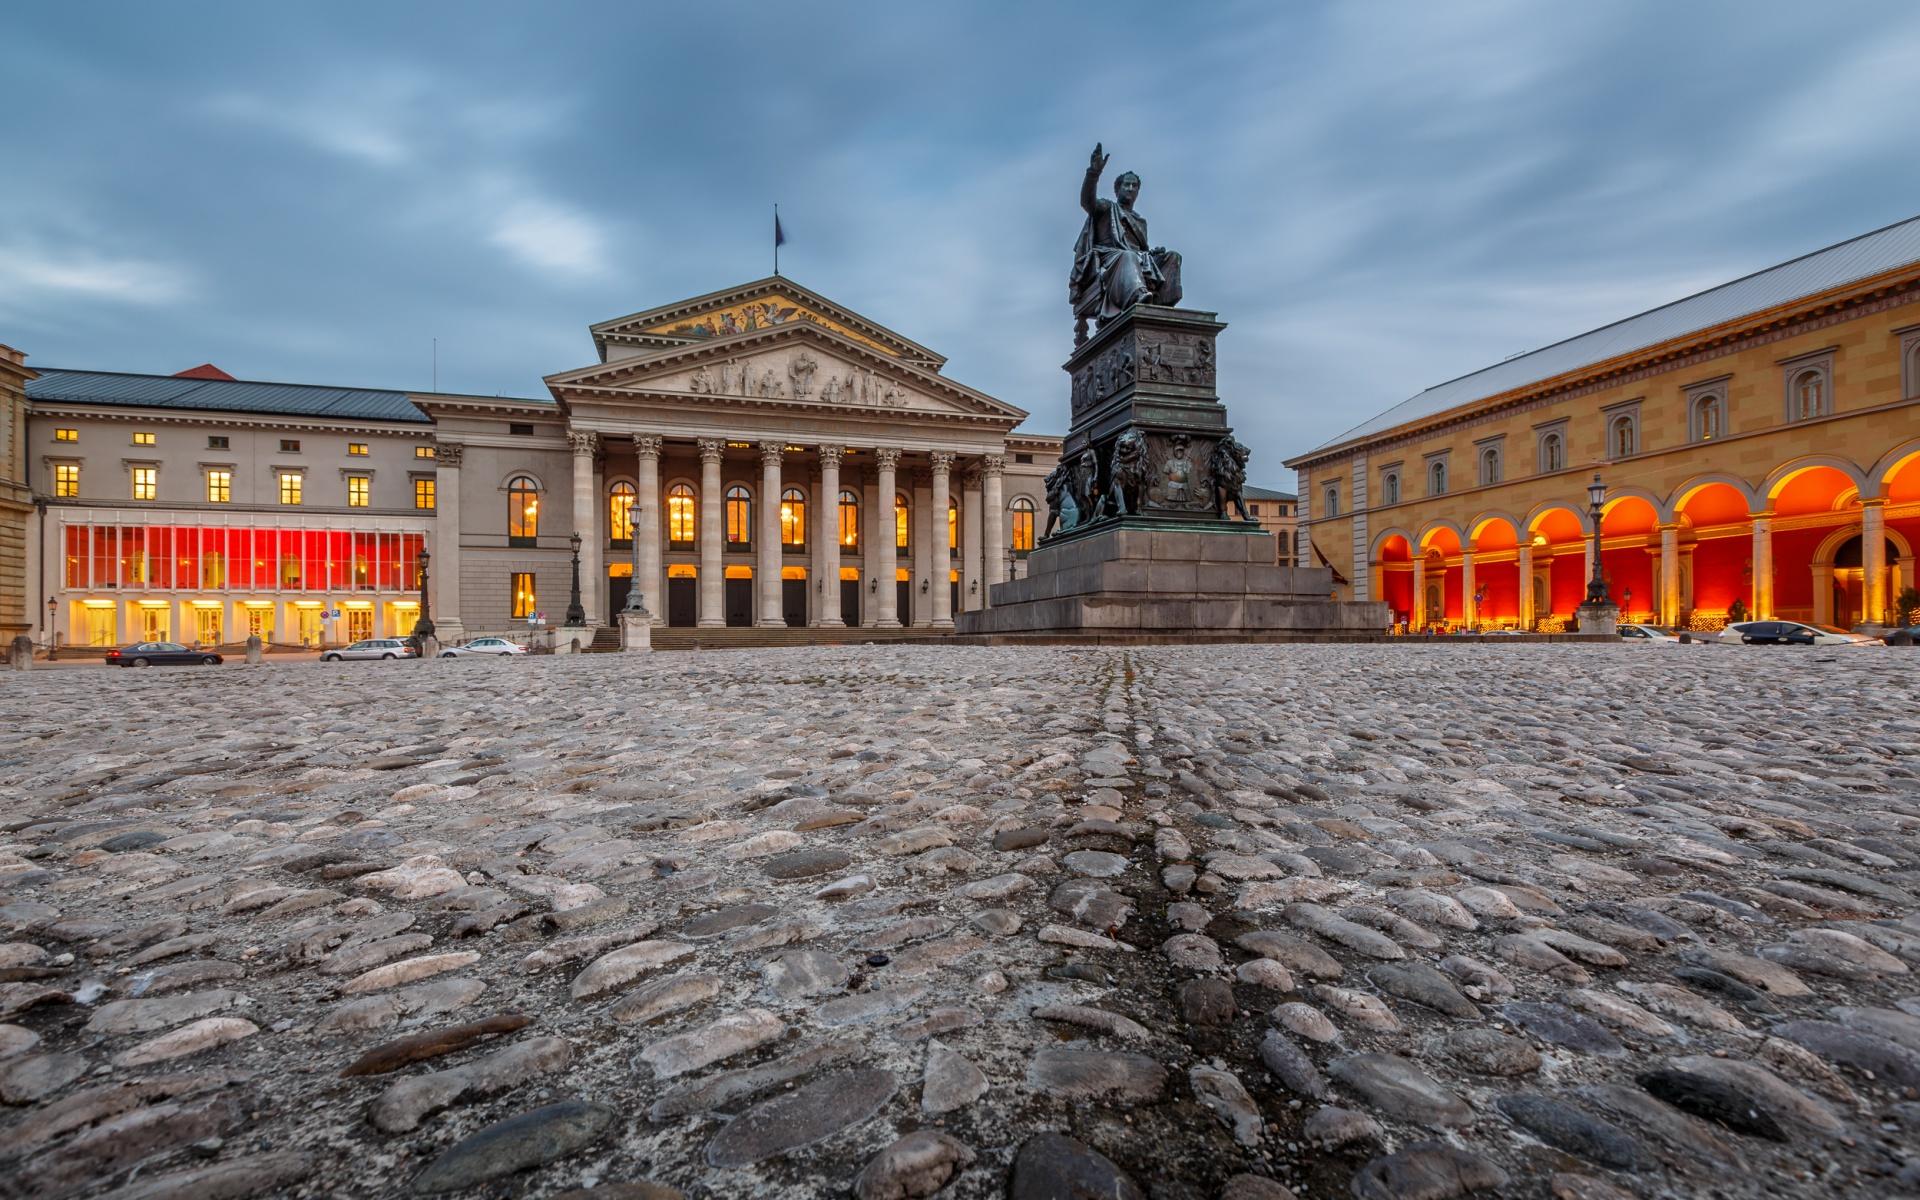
<box><xmin>1526</xmin><ymin>506</ymin><xmax>1587</xmax><ymax>625</ymax></box>
<box><xmin>1598</xmin><ymin>495</ymin><xmax>1658</xmax><ymax>621</ymax></box>
<box><xmin>1374</xmin><ymin>532</ymin><xmax>1414</xmax><ymax>626</ymax></box>
<box><xmin>1766</xmin><ymin>464</ymin><xmax>1863</xmax><ymax>620</ymax></box>
<box><xmin>1674</xmin><ymin>481</ymin><xmax>1754</xmax><ymax>620</ymax></box>
<box><xmin>1468</xmin><ymin>515</ymin><xmax>1520</xmax><ymax>626</ymax></box>
<box><xmin>1419</xmin><ymin>525</ymin><xmax>1464</xmax><ymax>624</ymax></box>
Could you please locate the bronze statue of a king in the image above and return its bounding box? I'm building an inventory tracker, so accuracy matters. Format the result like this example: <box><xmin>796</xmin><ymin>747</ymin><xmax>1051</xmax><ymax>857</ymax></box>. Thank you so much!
<box><xmin>1069</xmin><ymin>142</ymin><xmax>1183</xmax><ymax>344</ymax></box>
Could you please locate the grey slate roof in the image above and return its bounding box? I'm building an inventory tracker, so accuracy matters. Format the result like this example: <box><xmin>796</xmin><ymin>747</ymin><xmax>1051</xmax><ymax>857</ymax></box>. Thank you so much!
<box><xmin>1304</xmin><ymin>212</ymin><xmax>1920</xmax><ymax>457</ymax></box>
<box><xmin>27</xmin><ymin>368</ymin><xmax>434</xmax><ymax>424</ymax></box>
<box><xmin>1245</xmin><ymin>485</ymin><xmax>1296</xmax><ymax>501</ymax></box>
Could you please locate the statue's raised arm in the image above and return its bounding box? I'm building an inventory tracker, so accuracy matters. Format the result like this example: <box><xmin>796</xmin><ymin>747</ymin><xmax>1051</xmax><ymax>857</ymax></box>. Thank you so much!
<box><xmin>1068</xmin><ymin>141</ymin><xmax>1183</xmax><ymax>344</ymax></box>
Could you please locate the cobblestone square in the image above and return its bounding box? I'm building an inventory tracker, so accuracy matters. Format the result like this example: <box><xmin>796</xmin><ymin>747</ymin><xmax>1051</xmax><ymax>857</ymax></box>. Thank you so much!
<box><xmin>2</xmin><ymin>644</ymin><xmax>1918</xmax><ymax>1199</ymax></box>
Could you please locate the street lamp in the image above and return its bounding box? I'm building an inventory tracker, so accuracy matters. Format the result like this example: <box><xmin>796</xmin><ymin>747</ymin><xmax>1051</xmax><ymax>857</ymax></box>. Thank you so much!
<box><xmin>46</xmin><ymin>597</ymin><xmax>55</xmax><ymax>660</ymax></box>
<box><xmin>412</xmin><ymin>548</ymin><xmax>435</xmax><ymax>646</ymax></box>
<box><xmin>1583</xmin><ymin>473</ymin><xmax>1612</xmax><ymax>607</ymax></box>
<box><xmin>565</xmin><ymin>531</ymin><xmax>586</xmax><ymax>626</ymax></box>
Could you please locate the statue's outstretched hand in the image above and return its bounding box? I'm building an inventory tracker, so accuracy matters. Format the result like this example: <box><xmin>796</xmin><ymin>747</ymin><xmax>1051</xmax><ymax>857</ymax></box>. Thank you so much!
<box><xmin>1089</xmin><ymin>143</ymin><xmax>1108</xmax><ymax>174</ymax></box>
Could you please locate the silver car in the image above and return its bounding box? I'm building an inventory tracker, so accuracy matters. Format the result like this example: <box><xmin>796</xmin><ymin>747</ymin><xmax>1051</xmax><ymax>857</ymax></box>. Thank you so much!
<box><xmin>320</xmin><ymin>638</ymin><xmax>418</xmax><ymax>662</ymax></box>
<box><xmin>440</xmin><ymin>637</ymin><xmax>529</xmax><ymax>658</ymax></box>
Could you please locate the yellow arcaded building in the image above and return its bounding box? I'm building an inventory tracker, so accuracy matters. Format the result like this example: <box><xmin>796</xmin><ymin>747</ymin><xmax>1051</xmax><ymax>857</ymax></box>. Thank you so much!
<box><xmin>1286</xmin><ymin>215</ymin><xmax>1920</xmax><ymax>633</ymax></box>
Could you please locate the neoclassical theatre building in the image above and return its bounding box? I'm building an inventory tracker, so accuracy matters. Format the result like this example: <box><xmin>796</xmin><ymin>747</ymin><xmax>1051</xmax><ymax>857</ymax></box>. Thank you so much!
<box><xmin>1287</xmin><ymin>214</ymin><xmax>1920</xmax><ymax>632</ymax></box>
<box><xmin>18</xmin><ymin>280</ymin><xmax>1062</xmax><ymax>648</ymax></box>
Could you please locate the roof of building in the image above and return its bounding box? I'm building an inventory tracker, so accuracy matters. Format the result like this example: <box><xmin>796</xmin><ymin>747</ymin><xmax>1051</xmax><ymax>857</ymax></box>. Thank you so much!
<box><xmin>1301</xmin><ymin>212</ymin><xmax>1920</xmax><ymax>458</ymax></box>
<box><xmin>1245</xmin><ymin>485</ymin><xmax>1296</xmax><ymax>501</ymax></box>
<box><xmin>27</xmin><ymin>367</ymin><xmax>437</xmax><ymax>424</ymax></box>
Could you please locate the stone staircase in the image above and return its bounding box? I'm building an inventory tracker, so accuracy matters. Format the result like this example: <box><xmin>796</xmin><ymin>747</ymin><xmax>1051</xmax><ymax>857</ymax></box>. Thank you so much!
<box><xmin>648</xmin><ymin>625</ymin><xmax>955</xmax><ymax>652</ymax></box>
<box><xmin>582</xmin><ymin>626</ymin><xmax>624</xmax><ymax>654</ymax></box>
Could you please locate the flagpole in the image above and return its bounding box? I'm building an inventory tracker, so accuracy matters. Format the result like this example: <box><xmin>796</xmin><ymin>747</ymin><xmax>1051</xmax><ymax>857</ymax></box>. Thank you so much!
<box><xmin>774</xmin><ymin>203</ymin><xmax>780</xmax><ymax>277</ymax></box>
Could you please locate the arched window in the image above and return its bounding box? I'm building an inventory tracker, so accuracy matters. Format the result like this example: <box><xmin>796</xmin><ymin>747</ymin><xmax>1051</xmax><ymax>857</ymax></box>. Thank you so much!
<box><xmin>725</xmin><ymin>485</ymin><xmax>752</xmax><ymax>549</ymax></box>
<box><xmin>1010</xmin><ymin>496</ymin><xmax>1036</xmax><ymax>551</ymax></box>
<box><xmin>508</xmin><ymin>476</ymin><xmax>539</xmax><ymax>546</ymax></box>
<box><xmin>1323</xmin><ymin>483</ymin><xmax>1340</xmax><ymax>517</ymax></box>
<box><xmin>947</xmin><ymin>498</ymin><xmax>959</xmax><ymax>557</ymax></box>
<box><xmin>667</xmin><ymin>483</ymin><xmax>695</xmax><ymax>547</ymax></box>
<box><xmin>838</xmin><ymin>489</ymin><xmax>860</xmax><ymax>549</ymax></box>
<box><xmin>1382</xmin><ymin>471</ymin><xmax>1400</xmax><ymax>505</ymax></box>
<box><xmin>1609</xmin><ymin>415</ymin><xmax>1636</xmax><ymax>458</ymax></box>
<box><xmin>895</xmin><ymin>493</ymin><xmax>910</xmax><ymax>557</ymax></box>
<box><xmin>1541</xmin><ymin>432</ymin><xmax>1564</xmax><ymax>473</ymax></box>
<box><xmin>1479</xmin><ymin>447</ymin><xmax>1501</xmax><ymax>486</ymax></box>
<box><xmin>609</xmin><ymin>481</ymin><xmax>636</xmax><ymax>545</ymax></box>
<box><xmin>1692</xmin><ymin>395</ymin><xmax>1722</xmax><ymax>442</ymax></box>
<box><xmin>1428</xmin><ymin>461</ymin><xmax>1447</xmax><ymax>496</ymax></box>
<box><xmin>780</xmin><ymin>487</ymin><xmax>806</xmax><ymax>547</ymax></box>
<box><xmin>1792</xmin><ymin>370</ymin><xmax>1824</xmax><ymax>420</ymax></box>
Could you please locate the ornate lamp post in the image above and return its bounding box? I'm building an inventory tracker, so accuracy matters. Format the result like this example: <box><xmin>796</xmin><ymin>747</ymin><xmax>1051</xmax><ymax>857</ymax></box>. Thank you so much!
<box><xmin>623</xmin><ymin>512</ymin><xmax>652</xmax><ymax>617</ymax></box>
<box><xmin>46</xmin><ymin>597</ymin><xmax>56</xmax><ymax>660</ymax></box>
<box><xmin>1582</xmin><ymin>473</ymin><xmax>1612</xmax><ymax>607</ymax></box>
<box><xmin>412</xmin><ymin>548</ymin><xmax>435</xmax><ymax>646</ymax></box>
<box><xmin>565</xmin><ymin>531</ymin><xmax>586</xmax><ymax>627</ymax></box>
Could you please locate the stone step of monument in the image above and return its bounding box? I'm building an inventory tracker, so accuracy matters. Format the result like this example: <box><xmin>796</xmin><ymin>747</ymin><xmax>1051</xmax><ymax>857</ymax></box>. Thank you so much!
<box><xmin>649</xmin><ymin>626</ymin><xmax>956</xmax><ymax>652</ymax></box>
<box><xmin>581</xmin><ymin>626</ymin><xmax>624</xmax><ymax>654</ymax></box>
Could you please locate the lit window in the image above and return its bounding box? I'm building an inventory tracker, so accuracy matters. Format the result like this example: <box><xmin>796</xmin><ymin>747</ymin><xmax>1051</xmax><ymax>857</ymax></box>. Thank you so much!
<box><xmin>1791</xmin><ymin>370</ymin><xmax>1825</xmax><ymax>420</ymax></box>
<box><xmin>132</xmin><ymin>432</ymin><xmax>156</xmax><ymax>446</ymax></box>
<box><xmin>510</xmin><ymin>572</ymin><xmax>536</xmax><ymax>619</ymax></box>
<box><xmin>509</xmin><ymin>475</ymin><xmax>539</xmax><ymax>543</ymax></box>
<box><xmin>1609</xmin><ymin>415</ymin><xmax>1636</xmax><ymax>458</ymax></box>
<box><xmin>279</xmin><ymin>472</ymin><xmax>303</xmax><ymax>505</ymax></box>
<box><xmin>132</xmin><ymin>466</ymin><xmax>157</xmax><ymax>501</ymax></box>
<box><xmin>207</xmin><ymin>470</ymin><xmax>231</xmax><ymax>503</ymax></box>
<box><xmin>1010</xmin><ymin>496</ymin><xmax>1035</xmax><ymax>551</ymax></box>
<box><xmin>667</xmin><ymin>483</ymin><xmax>696</xmax><ymax>546</ymax></box>
<box><xmin>725</xmin><ymin>485</ymin><xmax>752</xmax><ymax>548</ymax></box>
<box><xmin>947</xmin><ymin>498</ymin><xmax>958</xmax><ymax>556</ymax></box>
<box><xmin>416</xmin><ymin>445</ymin><xmax>436</xmax><ymax>459</ymax></box>
<box><xmin>415</xmin><ymin>478</ymin><xmax>435</xmax><ymax>510</ymax></box>
<box><xmin>55</xmin><ymin>464</ymin><xmax>79</xmax><ymax>496</ymax></box>
<box><xmin>203</xmin><ymin>549</ymin><xmax>226</xmax><ymax>588</ymax></box>
<box><xmin>347</xmin><ymin>475</ymin><xmax>370</xmax><ymax>507</ymax></box>
<box><xmin>895</xmin><ymin>493</ymin><xmax>909</xmax><ymax>555</ymax></box>
<box><xmin>780</xmin><ymin>487</ymin><xmax>806</xmax><ymax>547</ymax></box>
<box><xmin>838</xmin><ymin>489</ymin><xmax>860</xmax><ymax>549</ymax></box>
<box><xmin>348</xmin><ymin>442</ymin><xmax>369</xmax><ymax>457</ymax></box>
<box><xmin>1693</xmin><ymin>395</ymin><xmax>1722</xmax><ymax>442</ymax></box>
<box><xmin>609</xmin><ymin>481</ymin><xmax>636</xmax><ymax>543</ymax></box>
<box><xmin>55</xmin><ymin>428</ymin><xmax>77</xmax><ymax>443</ymax></box>
<box><xmin>280</xmin><ymin>439</ymin><xmax>301</xmax><ymax>453</ymax></box>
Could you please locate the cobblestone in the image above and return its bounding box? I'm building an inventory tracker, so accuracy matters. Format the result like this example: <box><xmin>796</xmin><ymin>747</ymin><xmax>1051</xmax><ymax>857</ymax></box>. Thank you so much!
<box><xmin>1</xmin><ymin>642</ymin><xmax>1917</xmax><ymax>1197</ymax></box>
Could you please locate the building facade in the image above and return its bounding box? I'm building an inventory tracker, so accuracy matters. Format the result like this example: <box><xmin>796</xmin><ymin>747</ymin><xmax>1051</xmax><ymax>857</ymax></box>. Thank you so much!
<box><xmin>1243</xmin><ymin>485</ymin><xmax>1298</xmax><ymax>567</ymax></box>
<box><xmin>20</xmin><ymin>279</ymin><xmax>1063</xmax><ymax>648</ymax></box>
<box><xmin>0</xmin><ymin>345</ymin><xmax>36</xmax><ymax>643</ymax></box>
<box><xmin>1287</xmin><ymin>215</ymin><xmax>1920</xmax><ymax>633</ymax></box>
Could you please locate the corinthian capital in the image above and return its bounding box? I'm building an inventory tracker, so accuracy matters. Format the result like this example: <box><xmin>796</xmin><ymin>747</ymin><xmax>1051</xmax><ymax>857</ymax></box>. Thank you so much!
<box><xmin>433</xmin><ymin>441</ymin><xmax>464</xmax><ymax>469</ymax></box>
<box><xmin>817</xmin><ymin>445</ymin><xmax>845</xmax><ymax>470</ymax></box>
<box><xmin>633</xmin><ymin>434</ymin><xmax>663</xmax><ymax>460</ymax></box>
<box><xmin>874</xmin><ymin>447</ymin><xmax>902</xmax><ymax>471</ymax></box>
<box><xmin>568</xmin><ymin>431</ymin><xmax>600</xmax><ymax>456</ymax></box>
<box><xmin>928</xmin><ymin>450</ymin><xmax>956</xmax><ymax>475</ymax></box>
<box><xmin>697</xmin><ymin>438</ymin><xmax>726</xmax><ymax>464</ymax></box>
<box><xmin>982</xmin><ymin>453</ymin><xmax>1007</xmax><ymax>477</ymax></box>
<box><xmin>758</xmin><ymin>440</ymin><xmax>785</xmax><ymax>467</ymax></box>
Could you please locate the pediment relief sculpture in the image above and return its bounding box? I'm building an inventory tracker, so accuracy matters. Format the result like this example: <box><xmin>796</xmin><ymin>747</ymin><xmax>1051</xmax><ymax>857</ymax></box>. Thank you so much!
<box><xmin>671</xmin><ymin>349</ymin><xmax>921</xmax><ymax>411</ymax></box>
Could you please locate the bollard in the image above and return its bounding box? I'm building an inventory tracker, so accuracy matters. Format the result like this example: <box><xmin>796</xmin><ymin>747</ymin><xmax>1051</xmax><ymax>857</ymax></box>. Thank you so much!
<box><xmin>9</xmin><ymin>635</ymin><xmax>33</xmax><ymax>671</ymax></box>
<box><xmin>245</xmin><ymin>634</ymin><xmax>264</xmax><ymax>665</ymax></box>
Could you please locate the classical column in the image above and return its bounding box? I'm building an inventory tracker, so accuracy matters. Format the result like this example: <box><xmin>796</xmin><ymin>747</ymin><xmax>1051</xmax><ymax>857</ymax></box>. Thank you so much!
<box><xmin>432</xmin><ymin>442</ymin><xmax>465</xmax><ymax>640</ymax></box>
<box><xmin>1863</xmin><ymin>500</ymin><xmax>1888</xmax><ymax>624</ymax></box>
<box><xmin>874</xmin><ymin>448</ymin><xmax>901</xmax><ymax>627</ymax></box>
<box><xmin>982</xmin><ymin>454</ymin><xmax>1006</xmax><ymax>606</ymax></box>
<box><xmin>1517</xmin><ymin>543</ymin><xmax>1534</xmax><ymax>630</ymax></box>
<box><xmin>634</xmin><ymin>436</ymin><xmax>662</xmax><ymax>619</ymax></box>
<box><xmin>912</xmin><ymin>472</ymin><xmax>934</xmax><ymax>627</ymax></box>
<box><xmin>1411</xmin><ymin>555</ymin><xmax>1425</xmax><ymax>630</ymax></box>
<box><xmin>757</xmin><ymin>442</ymin><xmax>784</xmax><ymax>626</ymax></box>
<box><xmin>1658</xmin><ymin>523</ymin><xmax>1679</xmax><ymax>627</ymax></box>
<box><xmin>568</xmin><ymin>431</ymin><xmax>599</xmax><ymax>624</ymax></box>
<box><xmin>961</xmin><ymin>463</ymin><xmax>983</xmax><ymax>613</ymax></box>
<box><xmin>929</xmin><ymin>451</ymin><xmax>954</xmax><ymax>628</ymax></box>
<box><xmin>1460</xmin><ymin>550</ymin><xmax>1477</xmax><ymax>628</ymax></box>
<box><xmin>697</xmin><ymin>439</ymin><xmax>725</xmax><ymax>626</ymax></box>
<box><xmin>816</xmin><ymin>445</ymin><xmax>844</xmax><ymax>626</ymax></box>
<box><xmin>1750</xmin><ymin>513</ymin><xmax>1773</xmax><ymax>619</ymax></box>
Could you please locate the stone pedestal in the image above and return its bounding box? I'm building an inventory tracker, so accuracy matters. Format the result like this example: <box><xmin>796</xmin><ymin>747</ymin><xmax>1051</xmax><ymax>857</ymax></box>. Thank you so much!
<box><xmin>1575</xmin><ymin>602</ymin><xmax>1620</xmax><ymax>638</ymax></box>
<box><xmin>620</xmin><ymin>611</ymin><xmax>653</xmax><ymax>653</ymax></box>
<box><xmin>420</xmin><ymin>635</ymin><xmax>441</xmax><ymax>660</ymax></box>
<box><xmin>960</xmin><ymin>519</ymin><xmax>1386</xmax><ymax>636</ymax></box>
<box><xmin>554</xmin><ymin>626</ymin><xmax>591</xmax><ymax>655</ymax></box>
<box><xmin>245</xmin><ymin>635</ymin><xmax>263</xmax><ymax>665</ymax></box>
<box><xmin>9</xmin><ymin>635</ymin><xmax>33</xmax><ymax>671</ymax></box>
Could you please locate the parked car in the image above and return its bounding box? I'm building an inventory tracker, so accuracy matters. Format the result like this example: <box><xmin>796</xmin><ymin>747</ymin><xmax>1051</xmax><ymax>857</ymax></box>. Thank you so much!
<box><xmin>1618</xmin><ymin>623</ymin><xmax>1680</xmax><ymax>642</ymax></box>
<box><xmin>106</xmin><ymin>641</ymin><xmax>222</xmax><ymax>667</ymax></box>
<box><xmin>1717</xmin><ymin>620</ymin><xmax>1878</xmax><ymax>646</ymax></box>
<box><xmin>320</xmin><ymin>638</ymin><xmax>418</xmax><ymax>662</ymax></box>
<box><xmin>440</xmin><ymin>637</ymin><xmax>529</xmax><ymax>658</ymax></box>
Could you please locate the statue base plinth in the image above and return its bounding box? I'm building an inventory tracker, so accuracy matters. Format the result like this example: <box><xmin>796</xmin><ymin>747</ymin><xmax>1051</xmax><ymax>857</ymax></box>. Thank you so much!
<box><xmin>957</xmin><ymin>518</ymin><xmax>1388</xmax><ymax>638</ymax></box>
<box><xmin>554</xmin><ymin>625</ymin><xmax>591</xmax><ymax>655</ymax></box>
<box><xmin>1575</xmin><ymin>602</ymin><xmax>1620</xmax><ymax>638</ymax></box>
<box><xmin>620</xmin><ymin>611</ymin><xmax>653</xmax><ymax>653</ymax></box>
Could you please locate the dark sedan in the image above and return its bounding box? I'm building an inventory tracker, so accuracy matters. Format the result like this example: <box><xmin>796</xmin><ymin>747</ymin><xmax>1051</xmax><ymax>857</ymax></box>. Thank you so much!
<box><xmin>106</xmin><ymin>641</ymin><xmax>223</xmax><ymax>667</ymax></box>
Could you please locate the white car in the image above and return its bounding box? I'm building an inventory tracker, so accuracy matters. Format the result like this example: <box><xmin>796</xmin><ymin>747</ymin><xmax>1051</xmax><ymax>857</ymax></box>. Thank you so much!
<box><xmin>441</xmin><ymin>637</ymin><xmax>529</xmax><ymax>658</ymax></box>
<box><xmin>1716</xmin><ymin>620</ymin><xmax>1878</xmax><ymax>647</ymax></box>
<box><xmin>320</xmin><ymin>638</ymin><xmax>417</xmax><ymax>662</ymax></box>
<box><xmin>1618</xmin><ymin>623</ymin><xmax>1680</xmax><ymax>642</ymax></box>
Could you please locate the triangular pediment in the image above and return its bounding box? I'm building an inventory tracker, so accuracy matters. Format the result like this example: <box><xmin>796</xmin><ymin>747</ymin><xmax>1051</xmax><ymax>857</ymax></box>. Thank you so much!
<box><xmin>547</xmin><ymin>320</ymin><xmax>1025</xmax><ymax>423</ymax></box>
<box><xmin>590</xmin><ymin>276</ymin><xmax>944</xmax><ymax>367</ymax></box>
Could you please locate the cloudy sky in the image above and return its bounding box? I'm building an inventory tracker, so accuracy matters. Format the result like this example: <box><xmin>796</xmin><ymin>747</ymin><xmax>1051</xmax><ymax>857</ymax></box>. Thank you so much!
<box><xmin>6</xmin><ymin>2</ymin><xmax>1919</xmax><ymax>488</ymax></box>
